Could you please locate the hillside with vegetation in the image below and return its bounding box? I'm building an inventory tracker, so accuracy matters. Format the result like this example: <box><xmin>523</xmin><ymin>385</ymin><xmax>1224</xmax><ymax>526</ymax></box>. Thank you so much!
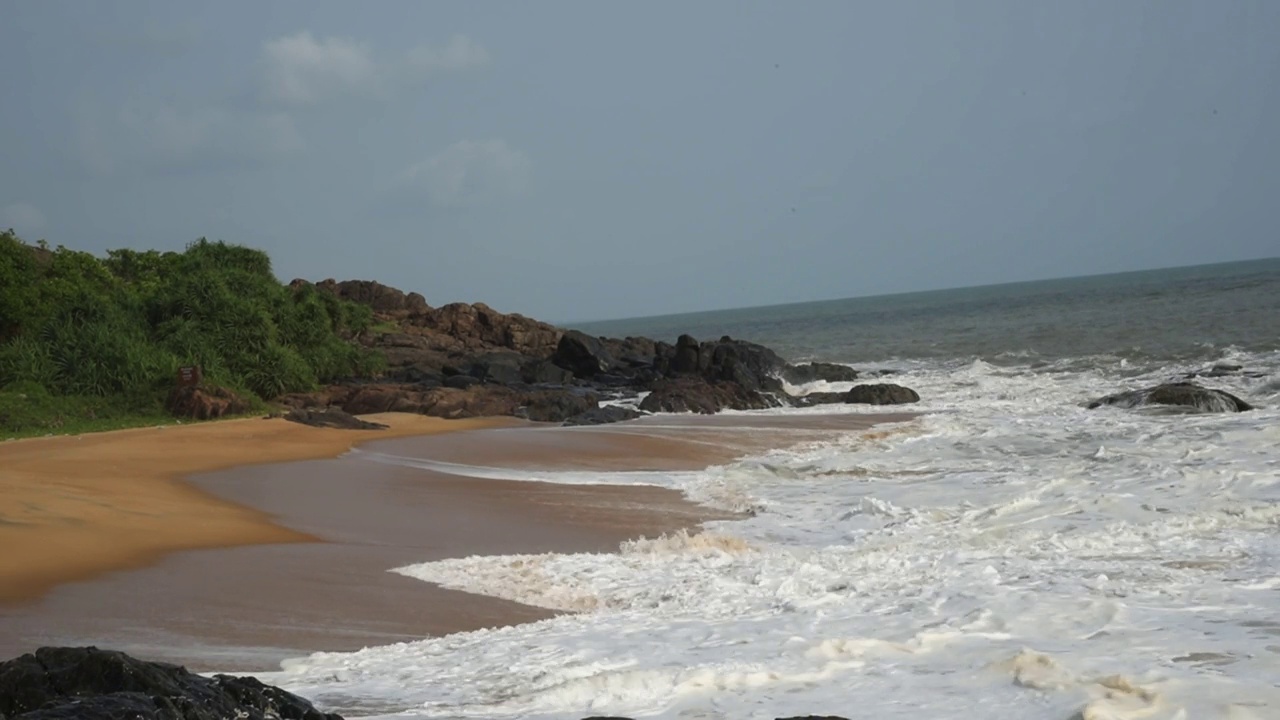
<box><xmin>0</xmin><ymin>231</ymin><xmax>383</xmax><ymax>437</ymax></box>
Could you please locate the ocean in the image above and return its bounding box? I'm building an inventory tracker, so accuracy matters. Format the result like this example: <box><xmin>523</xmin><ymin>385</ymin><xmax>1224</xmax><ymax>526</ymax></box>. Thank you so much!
<box><xmin>263</xmin><ymin>258</ymin><xmax>1280</xmax><ymax>719</ymax></box>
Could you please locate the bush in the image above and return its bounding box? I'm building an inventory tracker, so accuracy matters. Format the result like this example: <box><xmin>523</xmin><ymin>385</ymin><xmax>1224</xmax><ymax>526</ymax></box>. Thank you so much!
<box><xmin>0</xmin><ymin>232</ymin><xmax>387</xmax><ymax>435</ymax></box>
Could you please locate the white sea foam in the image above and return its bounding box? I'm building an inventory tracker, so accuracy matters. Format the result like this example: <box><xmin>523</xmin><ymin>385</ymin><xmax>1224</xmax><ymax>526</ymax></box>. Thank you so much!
<box><xmin>262</xmin><ymin>349</ymin><xmax>1280</xmax><ymax>719</ymax></box>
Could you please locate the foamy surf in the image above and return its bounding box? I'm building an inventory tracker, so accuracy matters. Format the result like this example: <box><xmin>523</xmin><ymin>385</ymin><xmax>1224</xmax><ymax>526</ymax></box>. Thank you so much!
<box><xmin>261</xmin><ymin>344</ymin><xmax>1280</xmax><ymax>719</ymax></box>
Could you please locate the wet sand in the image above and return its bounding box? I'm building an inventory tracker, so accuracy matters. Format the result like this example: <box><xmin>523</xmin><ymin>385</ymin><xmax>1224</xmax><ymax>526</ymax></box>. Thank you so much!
<box><xmin>0</xmin><ymin>411</ymin><xmax>914</xmax><ymax>672</ymax></box>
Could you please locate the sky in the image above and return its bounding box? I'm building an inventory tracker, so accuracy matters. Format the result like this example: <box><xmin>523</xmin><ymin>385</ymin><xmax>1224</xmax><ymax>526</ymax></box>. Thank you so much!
<box><xmin>2</xmin><ymin>1</ymin><xmax>1277</xmax><ymax>322</ymax></box>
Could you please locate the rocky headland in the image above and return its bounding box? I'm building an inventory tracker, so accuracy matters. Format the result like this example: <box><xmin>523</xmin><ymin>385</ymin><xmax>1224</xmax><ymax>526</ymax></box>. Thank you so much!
<box><xmin>272</xmin><ymin>279</ymin><xmax>920</xmax><ymax>426</ymax></box>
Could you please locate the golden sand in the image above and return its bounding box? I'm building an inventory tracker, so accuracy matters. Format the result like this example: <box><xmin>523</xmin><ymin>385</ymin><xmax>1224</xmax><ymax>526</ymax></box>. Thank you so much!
<box><xmin>0</xmin><ymin>413</ymin><xmax>513</xmax><ymax>603</ymax></box>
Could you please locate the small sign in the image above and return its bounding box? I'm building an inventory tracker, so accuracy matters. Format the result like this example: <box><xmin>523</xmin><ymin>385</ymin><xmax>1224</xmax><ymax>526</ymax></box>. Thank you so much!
<box><xmin>177</xmin><ymin>366</ymin><xmax>203</xmax><ymax>387</ymax></box>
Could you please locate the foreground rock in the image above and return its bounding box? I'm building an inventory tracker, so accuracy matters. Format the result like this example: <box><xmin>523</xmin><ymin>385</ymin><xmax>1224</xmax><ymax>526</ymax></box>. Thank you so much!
<box><xmin>283</xmin><ymin>407</ymin><xmax>388</xmax><ymax>430</ymax></box>
<box><xmin>562</xmin><ymin>406</ymin><xmax>645</xmax><ymax>426</ymax></box>
<box><xmin>0</xmin><ymin>646</ymin><xmax>339</xmax><ymax>720</ymax></box>
<box><xmin>1086</xmin><ymin>382</ymin><xmax>1253</xmax><ymax>413</ymax></box>
<box><xmin>165</xmin><ymin>385</ymin><xmax>249</xmax><ymax>420</ymax></box>
<box><xmin>781</xmin><ymin>362</ymin><xmax>861</xmax><ymax>385</ymax></box>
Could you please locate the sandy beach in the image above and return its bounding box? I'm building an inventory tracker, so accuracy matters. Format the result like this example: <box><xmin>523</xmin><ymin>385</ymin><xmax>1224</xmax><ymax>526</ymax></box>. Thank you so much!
<box><xmin>0</xmin><ymin>410</ymin><xmax>910</xmax><ymax>672</ymax></box>
<box><xmin>0</xmin><ymin>413</ymin><xmax>512</xmax><ymax>604</ymax></box>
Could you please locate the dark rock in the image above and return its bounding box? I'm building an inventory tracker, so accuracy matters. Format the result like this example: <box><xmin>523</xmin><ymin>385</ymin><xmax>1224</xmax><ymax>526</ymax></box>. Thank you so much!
<box><xmin>782</xmin><ymin>362</ymin><xmax>860</xmax><ymax>385</ymax></box>
<box><xmin>0</xmin><ymin>646</ymin><xmax>340</xmax><ymax>720</ymax></box>
<box><xmin>521</xmin><ymin>359</ymin><xmax>574</xmax><ymax>385</ymax></box>
<box><xmin>563</xmin><ymin>406</ymin><xmax>644</xmax><ymax>426</ymax></box>
<box><xmin>165</xmin><ymin>385</ymin><xmax>250</xmax><ymax>420</ymax></box>
<box><xmin>639</xmin><ymin>378</ymin><xmax>778</xmax><ymax>414</ymax></box>
<box><xmin>788</xmin><ymin>391</ymin><xmax>850</xmax><ymax>407</ymax></box>
<box><xmin>385</xmin><ymin>364</ymin><xmax>443</xmax><ymax>386</ymax></box>
<box><xmin>313</xmin><ymin>278</ymin><xmax>426</xmax><ymax>315</ymax></box>
<box><xmin>444</xmin><ymin>374</ymin><xmax>482</xmax><ymax>390</ymax></box>
<box><xmin>669</xmin><ymin>334</ymin><xmax>703</xmax><ymax>375</ymax></box>
<box><xmin>283</xmin><ymin>408</ymin><xmax>388</xmax><ymax>430</ymax></box>
<box><xmin>1086</xmin><ymin>382</ymin><xmax>1253</xmax><ymax>413</ymax></box>
<box><xmin>844</xmin><ymin>383</ymin><xmax>921</xmax><ymax>405</ymax></box>
<box><xmin>551</xmin><ymin>330</ymin><xmax>615</xmax><ymax>379</ymax></box>
<box><xmin>1183</xmin><ymin>363</ymin><xmax>1266</xmax><ymax>380</ymax></box>
<box><xmin>517</xmin><ymin>389</ymin><xmax>599</xmax><ymax>423</ymax></box>
<box><xmin>466</xmin><ymin>351</ymin><xmax>529</xmax><ymax>385</ymax></box>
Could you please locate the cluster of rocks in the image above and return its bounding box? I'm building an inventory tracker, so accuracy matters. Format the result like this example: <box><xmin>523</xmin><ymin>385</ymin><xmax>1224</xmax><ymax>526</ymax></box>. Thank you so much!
<box><xmin>0</xmin><ymin>646</ymin><xmax>851</xmax><ymax>720</ymax></box>
<box><xmin>162</xmin><ymin>278</ymin><xmax>1262</xmax><ymax>425</ymax></box>
<box><xmin>266</xmin><ymin>279</ymin><xmax>921</xmax><ymax>427</ymax></box>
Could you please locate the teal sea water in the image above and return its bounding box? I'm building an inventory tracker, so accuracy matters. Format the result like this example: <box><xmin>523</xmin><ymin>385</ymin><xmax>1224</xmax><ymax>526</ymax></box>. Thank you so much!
<box><xmin>573</xmin><ymin>258</ymin><xmax>1280</xmax><ymax>369</ymax></box>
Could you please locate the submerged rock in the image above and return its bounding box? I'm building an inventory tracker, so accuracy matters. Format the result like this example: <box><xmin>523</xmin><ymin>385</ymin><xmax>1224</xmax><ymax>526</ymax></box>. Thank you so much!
<box><xmin>844</xmin><ymin>383</ymin><xmax>921</xmax><ymax>405</ymax></box>
<box><xmin>1086</xmin><ymin>382</ymin><xmax>1253</xmax><ymax>413</ymax></box>
<box><xmin>0</xmin><ymin>646</ymin><xmax>340</xmax><ymax>720</ymax></box>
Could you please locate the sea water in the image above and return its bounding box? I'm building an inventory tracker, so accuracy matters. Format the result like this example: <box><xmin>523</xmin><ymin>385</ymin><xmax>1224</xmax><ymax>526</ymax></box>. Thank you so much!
<box><xmin>262</xmin><ymin>258</ymin><xmax>1280</xmax><ymax>719</ymax></box>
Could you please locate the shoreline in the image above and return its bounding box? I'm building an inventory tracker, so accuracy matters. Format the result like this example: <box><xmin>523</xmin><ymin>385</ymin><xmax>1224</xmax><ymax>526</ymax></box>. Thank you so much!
<box><xmin>0</xmin><ymin>410</ymin><xmax>914</xmax><ymax>673</ymax></box>
<box><xmin>0</xmin><ymin>413</ymin><xmax>517</xmax><ymax>605</ymax></box>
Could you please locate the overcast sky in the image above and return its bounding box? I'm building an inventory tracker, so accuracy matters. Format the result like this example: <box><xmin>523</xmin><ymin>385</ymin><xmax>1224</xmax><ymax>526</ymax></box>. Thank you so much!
<box><xmin>2</xmin><ymin>1</ymin><xmax>1277</xmax><ymax>322</ymax></box>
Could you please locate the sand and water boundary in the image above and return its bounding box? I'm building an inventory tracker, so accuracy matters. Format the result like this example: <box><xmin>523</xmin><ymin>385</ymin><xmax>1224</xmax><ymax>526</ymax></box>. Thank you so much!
<box><xmin>0</xmin><ymin>411</ymin><xmax>913</xmax><ymax>670</ymax></box>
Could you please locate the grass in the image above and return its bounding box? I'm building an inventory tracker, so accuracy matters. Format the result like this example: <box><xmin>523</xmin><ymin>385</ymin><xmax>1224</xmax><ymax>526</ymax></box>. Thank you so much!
<box><xmin>0</xmin><ymin>384</ymin><xmax>267</xmax><ymax>440</ymax></box>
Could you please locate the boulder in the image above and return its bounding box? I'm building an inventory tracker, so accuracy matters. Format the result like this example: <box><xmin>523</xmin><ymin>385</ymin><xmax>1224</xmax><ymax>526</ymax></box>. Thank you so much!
<box><xmin>444</xmin><ymin>374</ymin><xmax>482</xmax><ymax>390</ymax></box>
<box><xmin>283</xmin><ymin>408</ymin><xmax>388</xmax><ymax>430</ymax></box>
<box><xmin>521</xmin><ymin>359</ymin><xmax>575</xmax><ymax>385</ymax></box>
<box><xmin>165</xmin><ymin>385</ymin><xmax>250</xmax><ymax>420</ymax></box>
<box><xmin>313</xmin><ymin>278</ymin><xmax>427</xmax><ymax>315</ymax></box>
<box><xmin>518</xmin><ymin>389</ymin><xmax>600</xmax><ymax>423</ymax></box>
<box><xmin>551</xmin><ymin>330</ymin><xmax>615</xmax><ymax>378</ymax></box>
<box><xmin>638</xmin><ymin>378</ymin><xmax>778</xmax><ymax>414</ymax></box>
<box><xmin>563</xmin><ymin>406</ymin><xmax>645</xmax><ymax>426</ymax></box>
<box><xmin>1086</xmin><ymin>382</ymin><xmax>1253</xmax><ymax>413</ymax></box>
<box><xmin>466</xmin><ymin>351</ymin><xmax>529</xmax><ymax>385</ymax></box>
<box><xmin>0</xmin><ymin>646</ymin><xmax>340</xmax><ymax>720</ymax></box>
<box><xmin>787</xmin><ymin>391</ymin><xmax>849</xmax><ymax>407</ymax></box>
<box><xmin>782</xmin><ymin>362</ymin><xmax>861</xmax><ymax>385</ymax></box>
<box><xmin>844</xmin><ymin>383</ymin><xmax>920</xmax><ymax>405</ymax></box>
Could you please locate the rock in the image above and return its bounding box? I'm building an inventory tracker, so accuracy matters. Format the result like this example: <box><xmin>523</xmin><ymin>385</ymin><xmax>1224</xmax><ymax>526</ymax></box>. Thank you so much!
<box><xmin>165</xmin><ymin>385</ymin><xmax>250</xmax><ymax>420</ymax></box>
<box><xmin>0</xmin><ymin>646</ymin><xmax>340</xmax><ymax>720</ymax></box>
<box><xmin>638</xmin><ymin>378</ymin><xmax>778</xmax><ymax>414</ymax></box>
<box><xmin>1086</xmin><ymin>382</ymin><xmax>1253</xmax><ymax>413</ymax></box>
<box><xmin>563</xmin><ymin>406</ymin><xmax>645</xmax><ymax>426</ymax></box>
<box><xmin>782</xmin><ymin>362</ymin><xmax>860</xmax><ymax>385</ymax></box>
<box><xmin>667</xmin><ymin>334</ymin><xmax>703</xmax><ymax>375</ymax></box>
<box><xmin>787</xmin><ymin>391</ymin><xmax>849</xmax><ymax>407</ymax></box>
<box><xmin>444</xmin><ymin>374</ymin><xmax>482</xmax><ymax>390</ymax></box>
<box><xmin>521</xmin><ymin>359</ymin><xmax>575</xmax><ymax>385</ymax></box>
<box><xmin>283</xmin><ymin>408</ymin><xmax>388</xmax><ymax>430</ymax></box>
<box><xmin>1183</xmin><ymin>363</ymin><xmax>1266</xmax><ymax>380</ymax></box>
<box><xmin>313</xmin><ymin>278</ymin><xmax>427</xmax><ymax>315</ymax></box>
<box><xmin>517</xmin><ymin>389</ymin><xmax>600</xmax><ymax>423</ymax></box>
<box><xmin>844</xmin><ymin>383</ymin><xmax>921</xmax><ymax>405</ymax></box>
<box><xmin>466</xmin><ymin>351</ymin><xmax>529</xmax><ymax>385</ymax></box>
<box><xmin>551</xmin><ymin>330</ymin><xmax>615</xmax><ymax>379</ymax></box>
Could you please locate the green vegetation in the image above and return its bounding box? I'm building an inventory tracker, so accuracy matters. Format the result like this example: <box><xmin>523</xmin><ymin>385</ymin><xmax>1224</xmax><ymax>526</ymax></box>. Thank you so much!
<box><xmin>0</xmin><ymin>231</ymin><xmax>384</xmax><ymax>437</ymax></box>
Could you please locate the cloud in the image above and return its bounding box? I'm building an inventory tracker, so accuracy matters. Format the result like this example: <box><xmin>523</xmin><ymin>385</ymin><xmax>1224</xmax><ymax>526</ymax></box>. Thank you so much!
<box><xmin>399</xmin><ymin>139</ymin><xmax>530</xmax><ymax>207</ymax></box>
<box><xmin>0</xmin><ymin>202</ymin><xmax>46</xmax><ymax>236</ymax></box>
<box><xmin>260</xmin><ymin>31</ymin><xmax>489</xmax><ymax>106</ymax></box>
<box><xmin>77</xmin><ymin>101</ymin><xmax>303</xmax><ymax>175</ymax></box>
<box><xmin>261</xmin><ymin>32</ymin><xmax>378</xmax><ymax>106</ymax></box>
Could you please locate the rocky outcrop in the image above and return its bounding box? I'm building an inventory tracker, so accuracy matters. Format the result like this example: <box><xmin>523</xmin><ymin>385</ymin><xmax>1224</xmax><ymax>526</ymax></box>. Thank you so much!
<box><xmin>165</xmin><ymin>385</ymin><xmax>249</xmax><ymax>420</ymax></box>
<box><xmin>310</xmin><ymin>278</ymin><xmax>428</xmax><ymax>316</ymax></box>
<box><xmin>639</xmin><ymin>377</ymin><xmax>778</xmax><ymax>414</ymax></box>
<box><xmin>1086</xmin><ymin>382</ymin><xmax>1253</xmax><ymax>413</ymax></box>
<box><xmin>283</xmin><ymin>383</ymin><xmax>599</xmax><ymax>423</ymax></box>
<box><xmin>283</xmin><ymin>407</ymin><xmax>388</xmax><ymax>430</ymax></box>
<box><xmin>0</xmin><ymin>646</ymin><xmax>339</xmax><ymax>720</ymax></box>
<box><xmin>551</xmin><ymin>330</ymin><xmax>615</xmax><ymax>378</ymax></box>
<box><xmin>844</xmin><ymin>383</ymin><xmax>921</xmax><ymax>405</ymax></box>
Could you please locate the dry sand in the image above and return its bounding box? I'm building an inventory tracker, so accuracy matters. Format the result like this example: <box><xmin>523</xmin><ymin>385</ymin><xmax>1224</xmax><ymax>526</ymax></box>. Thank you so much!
<box><xmin>0</xmin><ymin>413</ymin><xmax>512</xmax><ymax>604</ymax></box>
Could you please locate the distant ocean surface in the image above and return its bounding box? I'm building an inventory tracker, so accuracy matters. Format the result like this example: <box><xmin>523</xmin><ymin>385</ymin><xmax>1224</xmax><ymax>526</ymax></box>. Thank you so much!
<box><xmin>267</xmin><ymin>258</ymin><xmax>1280</xmax><ymax>720</ymax></box>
